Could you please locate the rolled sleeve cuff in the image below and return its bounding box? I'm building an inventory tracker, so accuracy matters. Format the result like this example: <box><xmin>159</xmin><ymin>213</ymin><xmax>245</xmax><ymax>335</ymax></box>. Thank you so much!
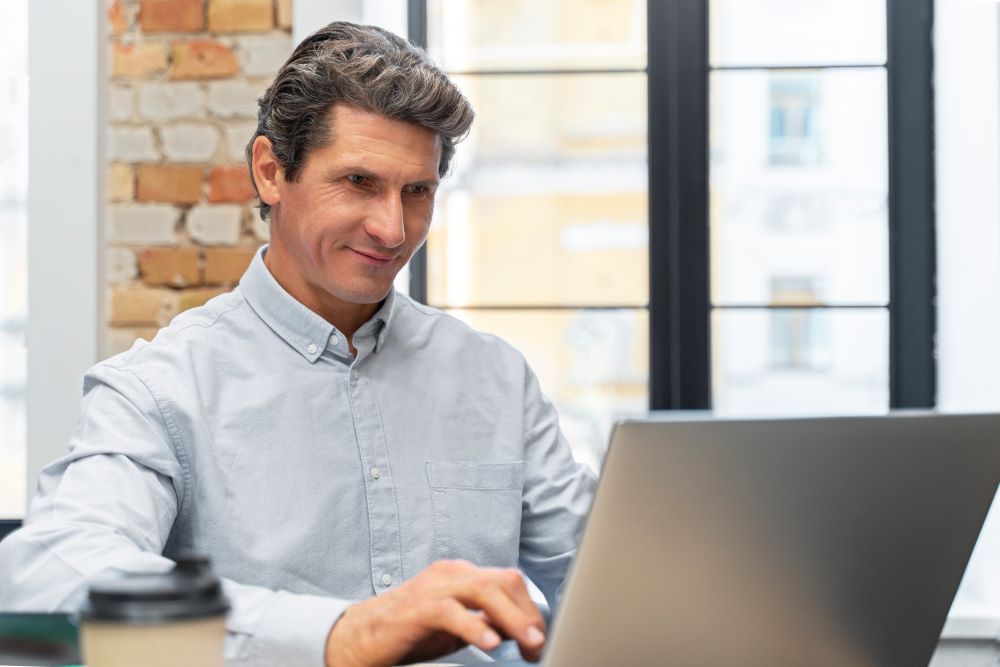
<box><xmin>244</xmin><ymin>591</ymin><xmax>354</xmax><ymax>667</ymax></box>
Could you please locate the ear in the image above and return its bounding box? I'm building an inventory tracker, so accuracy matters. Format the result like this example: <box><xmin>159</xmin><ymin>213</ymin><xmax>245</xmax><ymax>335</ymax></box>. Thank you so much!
<box><xmin>251</xmin><ymin>135</ymin><xmax>284</xmax><ymax>209</ymax></box>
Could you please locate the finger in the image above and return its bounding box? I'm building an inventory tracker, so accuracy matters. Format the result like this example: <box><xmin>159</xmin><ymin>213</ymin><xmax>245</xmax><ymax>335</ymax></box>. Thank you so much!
<box><xmin>418</xmin><ymin>598</ymin><xmax>503</xmax><ymax>654</ymax></box>
<box><xmin>450</xmin><ymin>576</ymin><xmax>546</xmax><ymax>654</ymax></box>
<box><xmin>493</xmin><ymin>567</ymin><xmax>546</xmax><ymax>631</ymax></box>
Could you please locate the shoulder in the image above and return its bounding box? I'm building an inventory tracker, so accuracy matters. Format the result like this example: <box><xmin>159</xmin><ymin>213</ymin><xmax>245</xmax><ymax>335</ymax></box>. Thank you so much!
<box><xmin>96</xmin><ymin>289</ymin><xmax>249</xmax><ymax>382</ymax></box>
<box><xmin>393</xmin><ymin>293</ymin><xmax>528</xmax><ymax>367</ymax></box>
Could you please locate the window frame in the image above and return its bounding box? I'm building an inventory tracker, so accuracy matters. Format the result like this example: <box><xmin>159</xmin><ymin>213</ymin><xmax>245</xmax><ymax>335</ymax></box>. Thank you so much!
<box><xmin>409</xmin><ymin>0</ymin><xmax>936</xmax><ymax>412</ymax></box>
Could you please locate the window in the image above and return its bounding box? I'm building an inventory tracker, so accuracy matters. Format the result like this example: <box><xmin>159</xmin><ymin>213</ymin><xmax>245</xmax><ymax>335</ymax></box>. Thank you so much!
<box><xmin>0</xmin><ymin>0</ymin><xmax>28</xmax><ymax>518</ymax></box>
<box><xmin>415</xmin><ymin>0</ymin><xmax>649</xmax><ymax>470</ymax></box>
<box><xmin>412</xmin><ymin>0</ymin><xmax>934</xmax><ymax>444</ymax></box>
<box><xmin>709</xmin><ymin>0</ymin><xmax>892</xmax><ymax>416</ymax></box>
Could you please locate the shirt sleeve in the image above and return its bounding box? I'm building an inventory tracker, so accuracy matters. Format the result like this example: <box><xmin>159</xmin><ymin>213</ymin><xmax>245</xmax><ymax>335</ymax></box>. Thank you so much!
<box><xmin>0</xmin><ymin>364</ymin><xmax>351</xmax><ymax>667</ymax></box>
<box><xmin>516</xmin><ymin>362</ymin><xmax>598</xmax><ymax>611</ymax></box>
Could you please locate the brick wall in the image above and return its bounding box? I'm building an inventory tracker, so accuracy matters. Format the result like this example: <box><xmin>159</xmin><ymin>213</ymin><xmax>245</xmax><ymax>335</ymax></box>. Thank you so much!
<box><xmin>105</xmin><ymin>0</ymin><xmax>294</xmax><ymax>357</ymax></box>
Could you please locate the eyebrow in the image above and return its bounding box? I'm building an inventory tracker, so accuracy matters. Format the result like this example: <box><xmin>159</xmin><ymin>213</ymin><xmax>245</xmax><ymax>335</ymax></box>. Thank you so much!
<box><xmin>332</xmin><ymin>166</ymin><xmax>440</xmax><ymax>188</ymax></box>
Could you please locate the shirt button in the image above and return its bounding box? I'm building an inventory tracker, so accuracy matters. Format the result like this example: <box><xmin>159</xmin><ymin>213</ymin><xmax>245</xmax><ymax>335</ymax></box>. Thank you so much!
<box><xmin>381</xmin><ymin>573</ymin><xmax>392</xmax><ymax>587</ymax></box>
<box><xmin>306</xmin><ymin>343</ymin><xmax>317</xmax><ymax>354</ymax></box>
<box><xmin>352</xmin><ymin>369</ymin><xmax>359</xmax><ymax>380</ymax></box>
<box><xmin>370</xmin><ymin>466</ymin><xmax>381</xmax><ymax>480</ymax></box>
<box><xmin>330</xmin><ymin>333</ymin><xmax>339</xmax><ymax>346</ymax></box>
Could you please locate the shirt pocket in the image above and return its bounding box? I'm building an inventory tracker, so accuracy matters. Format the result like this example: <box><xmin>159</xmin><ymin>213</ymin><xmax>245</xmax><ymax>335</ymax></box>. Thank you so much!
<box><xmin>426</xmin><ymin>461</ymin><xmax>524</xmax><ymax>568</ymax></box>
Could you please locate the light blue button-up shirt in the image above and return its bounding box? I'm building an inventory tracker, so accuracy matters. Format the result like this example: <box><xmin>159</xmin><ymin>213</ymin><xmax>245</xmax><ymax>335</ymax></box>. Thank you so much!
<box><xmin>0</xmin><ymin>245</ymin><xmax>596</xmax><ymax>666</ymax></box>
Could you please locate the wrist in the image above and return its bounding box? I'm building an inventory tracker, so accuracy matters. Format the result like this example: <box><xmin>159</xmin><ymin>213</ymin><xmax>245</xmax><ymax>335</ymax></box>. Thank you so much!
<box><xmin>324</xmin><ymin>604</ymin><xmax>363</xmax><ymax>667</ymax></box>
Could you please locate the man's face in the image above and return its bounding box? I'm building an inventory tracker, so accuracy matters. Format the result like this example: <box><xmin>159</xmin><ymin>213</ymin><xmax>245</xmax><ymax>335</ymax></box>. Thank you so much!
<box><xmin>261</xmin><ymin>104</ymin><xmax>442</xmax><ymax>308</ymax></box>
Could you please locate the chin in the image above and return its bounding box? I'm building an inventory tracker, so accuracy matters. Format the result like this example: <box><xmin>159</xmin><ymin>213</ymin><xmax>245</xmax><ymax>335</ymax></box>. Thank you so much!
<box><xmin>330</xmin><ymin>281</ymin><xmax>394</xmax><ymax>306</ymax></box>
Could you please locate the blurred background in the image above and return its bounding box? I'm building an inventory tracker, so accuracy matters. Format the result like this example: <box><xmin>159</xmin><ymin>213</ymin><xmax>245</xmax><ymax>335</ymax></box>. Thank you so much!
<box><xmin>2</xmin><ymin>0</ymin><xmax>1000</xmax><ymax>658</ymax></box>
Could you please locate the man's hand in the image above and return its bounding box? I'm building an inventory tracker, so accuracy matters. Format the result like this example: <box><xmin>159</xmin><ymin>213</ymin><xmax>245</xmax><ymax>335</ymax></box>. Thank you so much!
<box><xmin>324</xmin><ymin>559</ymin><xmax>547</xmax><ymax>667</ymax></box>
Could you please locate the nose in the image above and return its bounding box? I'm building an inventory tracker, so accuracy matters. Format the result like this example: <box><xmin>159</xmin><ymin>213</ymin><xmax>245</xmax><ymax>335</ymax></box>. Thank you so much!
<box><xmin>364</xmin><ymin>191</ymin><xmax>406</xmax><ymax>250</ymax></box>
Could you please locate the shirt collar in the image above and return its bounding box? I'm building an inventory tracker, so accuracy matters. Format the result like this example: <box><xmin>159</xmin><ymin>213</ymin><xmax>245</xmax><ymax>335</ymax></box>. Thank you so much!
<box><xmin>239</xmin><ymin>245</ymin><xmax>397</xmax><ymax>362</ymax></box>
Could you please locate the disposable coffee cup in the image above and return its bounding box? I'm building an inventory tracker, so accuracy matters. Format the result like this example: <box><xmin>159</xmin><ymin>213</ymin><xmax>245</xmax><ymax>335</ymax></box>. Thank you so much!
<box><xmin>80</xmin><ymin>555</ymin><xmax>229</xmax><ymax>667</ymax></box>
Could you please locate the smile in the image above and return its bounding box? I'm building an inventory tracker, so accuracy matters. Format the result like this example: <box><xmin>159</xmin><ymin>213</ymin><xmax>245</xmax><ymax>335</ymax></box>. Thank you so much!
<box><xmin>348</xmin><ymin>248</ymin><xmax>396</xmax><ymax>266</ymax></box>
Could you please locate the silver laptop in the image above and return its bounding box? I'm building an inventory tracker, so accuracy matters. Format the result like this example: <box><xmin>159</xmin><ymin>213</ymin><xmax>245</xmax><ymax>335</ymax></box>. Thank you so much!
<box><xmin>494</xmin><ymin>412</ymin><xmax>1000</xmax><ymax>667</ymax></box>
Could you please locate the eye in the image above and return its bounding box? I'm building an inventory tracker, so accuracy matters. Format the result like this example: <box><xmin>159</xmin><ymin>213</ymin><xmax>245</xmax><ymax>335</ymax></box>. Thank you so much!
<box><xmin>405</xmin><ymin>184</ymin><xmax>429</xmax><ymax>195</ymax></box>
<box><xmin>347</xmin><ymin>174</ymin><xmax>368</xmax><ymax>186</ymax></box>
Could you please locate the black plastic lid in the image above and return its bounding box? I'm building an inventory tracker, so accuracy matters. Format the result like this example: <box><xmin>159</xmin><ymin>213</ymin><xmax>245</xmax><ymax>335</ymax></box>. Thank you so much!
<box><xmin>81</xmin><ymin>556</ymin><xmax>229</xmax><ymax>623</ymax></box>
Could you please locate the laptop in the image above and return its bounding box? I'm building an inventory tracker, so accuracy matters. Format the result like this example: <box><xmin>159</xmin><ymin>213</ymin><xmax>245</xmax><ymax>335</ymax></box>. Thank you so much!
<box><xmin>490</xmin><ymin>412</ymin><xmax>1000</xmax><ymax>667</ymax></box>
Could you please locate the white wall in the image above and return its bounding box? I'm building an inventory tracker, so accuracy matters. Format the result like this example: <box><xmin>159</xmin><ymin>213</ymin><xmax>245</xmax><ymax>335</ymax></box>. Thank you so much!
<box><xmin>935</xmin><ymin>0</ymin><xmax>1000</xmax><ymax>635</ymax></box>
<box><xmin>25</xmin><ymin>0</ymin><xmax>103</xmax><ymax>503</ymax></box>
<box><xmin>294</xmin><ymin>0</ymin><xmax>406</xmax><ymax>44</ymax></box>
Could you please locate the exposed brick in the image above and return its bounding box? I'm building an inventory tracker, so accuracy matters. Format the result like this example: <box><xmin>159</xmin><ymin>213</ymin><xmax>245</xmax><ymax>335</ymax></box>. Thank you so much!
<box><xmin>236</xmin><ymin>34</ymin><xmax>291</xmax><ymax>77</ymax></box>
<box><xmin>162</xmin><ymin>123</ymin><xmax>220</xmax><ymax>161</ymax></box>
<box><xmin>171</xmin><ymin>40</ymin><xmax>238</xmax><ymax>80</ymax></box>
<box><xmin>207</xmin><ymin>0</ymin><xmax>273</xmax><ymax>33</ymax></box>
<box><xmin>112</xmin><ymin>43</ymin><xmax>168</xmax><ymax>79</ymax></box>
<box><xmin>110</xmin><ymin>287</ymin><xmax>179</xmax><ymax>326</ymax></box>
<box><xmin>108</xmin><ymin>0</ymin><xmax>128</xmax><ymax>35</ymax></box>
<box><xmin>186</xmin><ymin>204</ymin><xmax>242</xmax><ymax>245</ymax></box>
<box><xmin>276</xmin><ymin>0</ymin><xmax>292</xmax><ymax>29</ymax></box>
<box><xmin>137</xmin><ymin>164</ymin><xmax>204</xmax><ymax>204</ymax></box>
<box><xmin>204</xmin><ymin>247</ymin><xmax>255</xmax><ymax>284</ymax></box>
<box><xmin>138</xmin><ymin>247</ymin><xmax>202</xmax><ymax>287</ymax></box>
<box><xmin>109</xmin><ymin>163</ymin><xmax>135</xmax><ymax>202</ymax></box>
<box><xmin>107</xmin><ymin>247</ymin><xmax>139</xmax><ymax>284</ymax></box>
<box><xmin>109</xmin><ymin>85</ymin><xmax>135</xmax><ymax>122</ymax></box>
<box><xmin>179</xmin><ymin>287</ymin><xmax>227</xmax><ymax>311</ymax></box>
<box><xmin>224</xmin><ymin>120</ymin><xmax>257</xmax><ymax>161</ymax></box>
<box><xmin>140</xmin><ymin>0</ymin><xmax>205</xmax><ymax>33</ymax></box>
<box><xmin>109</xmin><ymin>204</ymin><xmax>179</xmax><ymax>245</ymax></box>
<box><xmin>109</xmin><ymin>126</ymin><xmax>159</xmax><ymax>162</ymax></box>
<box><xmin>207</xmin><ymin>80</ymin><xmax>260</xmax><ymax>118</ymax></box>
<box><xmin>208</xmin><ymin>165</ymin><xmax>254</xmax><ymax>202</ymax></box>
<box><xmin>138</xmin><ymin>82</ymin><xmax>206</xmax><ymax>122</ymax></box>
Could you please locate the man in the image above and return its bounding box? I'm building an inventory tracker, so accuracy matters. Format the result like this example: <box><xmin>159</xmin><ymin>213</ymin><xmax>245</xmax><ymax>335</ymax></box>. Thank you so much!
<box><xmin>0</xmin><ymin>21</ymin><xmax>596</xmax><ymax>667</ymax></box>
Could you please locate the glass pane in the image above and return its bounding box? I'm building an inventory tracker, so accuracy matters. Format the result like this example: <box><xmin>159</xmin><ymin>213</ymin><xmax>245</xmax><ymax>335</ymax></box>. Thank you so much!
<box><xmin>428</xmin><ymin>74</ymin><xmax>648</xmax><ymax>307</ymax></box>
<box><xmin>710</xmin><ymin>0</ymin><xmax>886</xmax><ymax>67</ymax></box>
<box><xmin>427</xmin><ymin>0</ymin><xmax>647</xmax><ymax>71</ymax></box>
<box><xmin>712</xmin><ymin>308</ymin><xmax>888</xmax><ymax>415</ymax></box>
<box><xmin>0</xmin><ymin>0</ymin><xmax>28</xmax><ymax>518</ymax></box>
<box><xmin>449</xmin><ymin>308</ymin><xmax>649</xmax><ymax>470</ymax></box>
<box><xmin>710</xmin><ymin>68</ymin><xmax>888</xmax><ymax>306</ymax></box>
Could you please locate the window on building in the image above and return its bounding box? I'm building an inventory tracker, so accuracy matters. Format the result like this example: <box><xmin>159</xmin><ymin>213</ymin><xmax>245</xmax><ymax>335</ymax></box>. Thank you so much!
<box><xmin>0</xmin><ymin>0</ymin><xmax>29</xmax><ymax>518</ymax></box>
<box><xmin>768</xmin><ymin>75</ymin><xmax>822</xmax><ymax>166</ymax></box>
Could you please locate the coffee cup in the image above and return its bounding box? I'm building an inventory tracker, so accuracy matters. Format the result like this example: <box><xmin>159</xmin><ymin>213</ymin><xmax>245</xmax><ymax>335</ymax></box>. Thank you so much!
<box><xmin>80</xmin><ymin>555</ymin><xmax>229</xmax><ymax>667</ymax></box>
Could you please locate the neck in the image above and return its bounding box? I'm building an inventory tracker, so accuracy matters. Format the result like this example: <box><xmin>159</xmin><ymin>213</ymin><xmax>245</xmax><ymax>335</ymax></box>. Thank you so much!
<box><xmin>263</xmin><ymin>246</ymin><xmax>381</xmax><ymax>343</ymax></box>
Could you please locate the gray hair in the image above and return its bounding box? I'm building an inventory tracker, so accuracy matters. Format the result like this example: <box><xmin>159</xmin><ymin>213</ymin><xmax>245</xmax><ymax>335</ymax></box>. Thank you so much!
<box><xmin>245</xmin><ymin>21</ymin><xmax>474</xmax><ymax>221</ymax></box>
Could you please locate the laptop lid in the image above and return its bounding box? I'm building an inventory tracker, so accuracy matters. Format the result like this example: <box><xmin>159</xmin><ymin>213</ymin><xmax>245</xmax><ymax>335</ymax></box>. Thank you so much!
<box><xmin>540</xmin><ymin>413</ymin><xmax>1000</xmax><ymax>667</ymax></box>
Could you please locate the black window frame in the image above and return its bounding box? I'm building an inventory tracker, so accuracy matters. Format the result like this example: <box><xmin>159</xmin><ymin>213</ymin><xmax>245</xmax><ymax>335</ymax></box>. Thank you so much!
<box><xmin>409</xmin><ymin>0</ymin><xmax>935</xmax><ymax>412</ymax></box>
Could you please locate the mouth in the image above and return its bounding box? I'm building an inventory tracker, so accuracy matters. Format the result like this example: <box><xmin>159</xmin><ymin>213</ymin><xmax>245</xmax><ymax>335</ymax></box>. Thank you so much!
<box><xmin>348</xmin><ymin>247</ymin><xmax>397</xmax><ymax>266</ymax></box>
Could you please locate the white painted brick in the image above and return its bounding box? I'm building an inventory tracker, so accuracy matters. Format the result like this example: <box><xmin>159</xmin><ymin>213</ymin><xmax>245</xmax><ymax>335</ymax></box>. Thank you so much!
<box><xmin>106</xmin><ymin>247</ymin><xmax>139</xmax><ymax>284</ymax></box>
<box><xmin>138</xmin><ymin>82</ymin><xmax>206</xmax><ymax>122</ymax></box>
<box><xmin>249</xmin><ymin>207</ymin><xmax>269</xmax><ymax>241</ymax></box>
<box><xmin>109</xmin><ymin>204</ymin><xmax>179</xmax><ymax>245</ymax></box>
<box><xmin>109</xmin><ymin>85</ymin><xmax>135</xmax><ymax>122</ymax></box>
<box><xmin>237</xmin><ymin>34</ymin><xmax>293</xmax><ymax>77</ymax></box>
<box><xmin>109</xmin><ymin>126</ymin><xmax>158</xmax><ymax>162</ymax></box>
<box><xmin>225</xmin><ymin>120</ymin><xmax>258</xmax><ymax>161</ymax></box>
<box><xmin>161</xmin><ymin>124</ymin><xmax>220</xmax><ymax>162</ymax></box>
<box><xmin>186</xmin><ymin>204</ymin><xmax>242</xmax><ymax>245</ymax></box>
<box><xmin>208</xmin><ymin>81</ymin><xmax>262</xmax><ymax>119</ymax></box>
